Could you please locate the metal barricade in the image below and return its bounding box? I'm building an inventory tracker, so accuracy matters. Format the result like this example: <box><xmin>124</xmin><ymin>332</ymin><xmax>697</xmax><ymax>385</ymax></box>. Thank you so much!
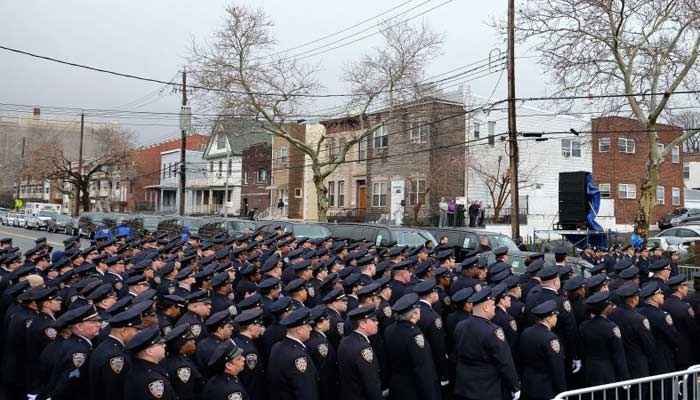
<box><xmin>553</xmin><ymin>365</ymin><xmax>700</xmax><ymax>400</ymax></box>
<box><xmin>678</xmin><ymin>265</ymin><xmax>700</xmax><ymax>290</ymax></box>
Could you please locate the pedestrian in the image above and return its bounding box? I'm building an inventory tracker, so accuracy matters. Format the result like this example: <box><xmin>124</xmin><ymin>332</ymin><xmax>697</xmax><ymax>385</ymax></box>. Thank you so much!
<box><xmin>438</xmin><ymin>197</ymin><xmax>448</xmax><ymax>227</ymax></box>
<box><xmin>447</xmin><ymin>198</ymin><xmax>456</xmax><ymax>227</ymax></box>
<box><xmin>124</xmin><ymin>326</ymin><xmax>176</xmax><ymax>400</ymax></box>
<box><xmin>468</xmin><ymin>201</ymin><xmax>478</xmax><ymax>227</ymax></box>
<box><xmin>337</xmin><ymin>306</ymin><xmax>384</xmax><ymax>400</ymax></box>
<box><xmin>202</xmin><ymin>340</ymin><xmax>249</xmax><ymax>400</ymax></box>
<box><xmin>518</xmin><ymin>300</ymin><xmax>566</xmax><ymax>400</ymax></box>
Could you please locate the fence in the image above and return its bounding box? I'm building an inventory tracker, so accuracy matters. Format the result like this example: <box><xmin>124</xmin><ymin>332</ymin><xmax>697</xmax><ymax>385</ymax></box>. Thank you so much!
<box><xmin>679</xmin><ymin>265</ymin><xmax>700</xmax><ymax>287</ymax></box>
<box><xmin>553</xmin><ymin>364</ymin><xmax>700</xmax><ymax>400</ymax></box>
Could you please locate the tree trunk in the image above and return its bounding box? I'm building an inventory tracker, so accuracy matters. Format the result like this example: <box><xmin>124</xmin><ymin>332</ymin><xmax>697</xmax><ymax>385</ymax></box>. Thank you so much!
<box><xmin>493</xmin><ymin>206</ymin><xmax>501</xmax><ymax>222</ymax></box>
<box><xmin>635</xmin><ymin>126</ymin><xmax>660</xmax><ymax>237</ymax></box>
<box><xmin>314</xmin><ymin>177</ymin><xmax>329</xmax><ymax>222</ymax></box>
<box><xmin>81</xmin><ymin>182</ymin><xmax>91</xmax><ymax>212</ymax></box>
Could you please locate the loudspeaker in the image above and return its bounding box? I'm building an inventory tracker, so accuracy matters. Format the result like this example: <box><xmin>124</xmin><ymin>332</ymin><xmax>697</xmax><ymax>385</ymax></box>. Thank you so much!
<box><xmin>559</xmin><ymin>171</ymin><xmax>588</xmax><ymax>229</ymax></box>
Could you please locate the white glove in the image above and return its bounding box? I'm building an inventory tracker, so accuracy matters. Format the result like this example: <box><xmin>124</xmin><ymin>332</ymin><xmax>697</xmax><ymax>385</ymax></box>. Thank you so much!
<box><xmin>68</xmin><ymin>369</ymin><xmax>80</xmax><ymax>379</ymax></box>
<box><xmin>27</xmin><ymin>395</ymin><xmax>37</xmax><ymax>400</ymax></box>
<box><xmin>382</xmin><ymin>389</ymin><xmax>390</xmax><ymax>398</ymax></box>
<box><xmin>512</xmin><ymin>390</ymin><xmax>521</xmax><ymax>400</ymax></box>
<box><xmin>572</xmin><ymin>359</ymin><xmax>582</xmax><ymax>373</ymax></box>
<box><xmin>440</xmin><ymin>380</ymin><xmax>449</xmax><ymax>386</ymax></box>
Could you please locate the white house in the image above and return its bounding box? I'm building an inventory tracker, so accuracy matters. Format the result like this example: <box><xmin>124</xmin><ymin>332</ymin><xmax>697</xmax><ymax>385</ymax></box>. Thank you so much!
<box><xmin>150</xmin><ymin>149</ymin><xmax>207</xmax><ymax>214</ymax></box>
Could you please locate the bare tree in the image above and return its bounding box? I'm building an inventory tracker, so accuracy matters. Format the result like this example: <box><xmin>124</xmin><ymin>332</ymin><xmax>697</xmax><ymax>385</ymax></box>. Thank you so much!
<box><xmin>670</xmin><ymin>111</ymin><xmax>700</xmax><ymax>152</ymax></box>
<box><xmin>468</xmin><ymin>155</ymin><xmax>536</xmax><ymax>221</ymax></box>
<box><xmin>512</xmin><ymin>0</ymin><xmax>700</xmax><ymax>236</ymax></box>
<box><xmin>25</xmin><ymin>126</ymin><xmax>134</xmax><ymax>214</ymax></box>
<box><xmin>190</xmin><ymin>4</ymin><xmax>442</xmax><ymax>221</ymax></box>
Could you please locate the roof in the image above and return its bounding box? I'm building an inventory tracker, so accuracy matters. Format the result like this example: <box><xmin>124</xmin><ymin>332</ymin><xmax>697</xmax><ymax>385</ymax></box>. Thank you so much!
<box><xmin>206</xmin><ymin>118</ymin><xmax>272</xmax><ymax>158</ymax></box>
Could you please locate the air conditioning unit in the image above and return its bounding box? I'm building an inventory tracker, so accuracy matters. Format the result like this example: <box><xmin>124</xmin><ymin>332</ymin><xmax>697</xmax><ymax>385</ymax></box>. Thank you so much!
<box><xmin>216</xmin><ymin>173</ymin><xmax>222</xmax><ymax>178</ymax></box>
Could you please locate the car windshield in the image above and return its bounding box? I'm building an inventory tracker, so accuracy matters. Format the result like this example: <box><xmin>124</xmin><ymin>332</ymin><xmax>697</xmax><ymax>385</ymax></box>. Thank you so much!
<box><xmin>486</xmin><ymin>233</ymin><xmax>521</xmax><ymax>253</ymax></box>
<box><xmin>228</xmin><ymin>220</ymin><xmax>256</xmax><ymax>232</ymax></box>
<box><xmin>141</xmin><ymin>216</ymin><xmax>162</xmax><ymax>230</ymax></box>
<box><xmin>293</xmin><ymin>224</ymin><xmax>330</xmax><ymax>239</ymax></box>
<box><xmin>38</xmin><ymin>211</ymin><xmax>57</xmax><ymax>218</ymax></box>
<box><xmin>57</xmin><ymin>215</ymin><xmax>72</xmax><ymax>222</ymax></box>
<box><xmin>394</xmin><ymin>229</ymin><xmax>438</xmax><ymax>247</ymax></box>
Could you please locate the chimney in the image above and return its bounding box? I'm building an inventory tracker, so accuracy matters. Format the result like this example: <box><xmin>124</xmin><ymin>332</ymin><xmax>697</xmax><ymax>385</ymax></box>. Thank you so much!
<box><xmin>32</xmin><ymin>107</ymin><xmax>40</xmax><ymax>119</ymax></box>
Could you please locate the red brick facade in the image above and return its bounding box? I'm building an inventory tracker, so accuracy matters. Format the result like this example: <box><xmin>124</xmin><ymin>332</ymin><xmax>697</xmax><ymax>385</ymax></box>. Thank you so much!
<box><xmin>241</xmin><ymin>142</ymin><xmax>272</xmax><ymax>215</ymax></box>
<box><xmin>127</xmin><ymin>134</ymin><xmax>209</xmax><ymax>212</ymax></box>
<box><xmin>591</xmin><ymin>117</ymin><xmax>684</xmax><ymax>225</ymax></box>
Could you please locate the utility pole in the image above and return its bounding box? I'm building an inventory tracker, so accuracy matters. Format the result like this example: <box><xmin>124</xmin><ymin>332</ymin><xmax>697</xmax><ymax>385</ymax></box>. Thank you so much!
<box><xmin>15</xmin><ymin>137</ymin><xmax>25</xmax><ymax>203</ymax></box>
<box><xmin>224</xmin><ymin>151</ymin><xmax>230</xmax><ymax>218</ymax></box>
<box><xmin>179</xmin><ymin>69</ymin><xmax>188</xmax><ymax>216</ymax></box>
<box><xmin>74</xmin><ymin>112</ymin><xmax>84</xmax><ymax>217</ymax></box>
<box><xmin>507</xmin><ymin>0</ymin><xmax>520</xmax><ymax>240</ymax></box>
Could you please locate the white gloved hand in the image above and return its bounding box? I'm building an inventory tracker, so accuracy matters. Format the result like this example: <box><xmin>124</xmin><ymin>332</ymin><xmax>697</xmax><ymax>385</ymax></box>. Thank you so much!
<box><xmin>68</xmin><ymin>369</ymin><xmax>81</xmax><ymax>379</ymax></box>
<box><xmin>572</xmin><ymin>359</ymin><xmax>582</xmax><ymax>373</ymax></box>
<box><xmin>440</xmin><ymin>380</ymin><xmax>449</xmax><ymax>386</ymax></box>
<box><xmin>382</xmin><ymin>389</ymin><xmax>390</xmax><ymax>398</ymax></box>
<box><xmin>27</xmin><ymin>395</ymin><xmax>37</xmax><ymax>400</ymax></box>
<box><xmin>512</xmin><ymin>390</ymin><xmax>521</xmax><ymax>400</ymax></box>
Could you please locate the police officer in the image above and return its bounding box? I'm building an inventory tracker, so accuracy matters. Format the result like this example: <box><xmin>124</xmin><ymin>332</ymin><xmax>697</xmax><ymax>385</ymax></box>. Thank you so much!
<box><xmin>306</xmin><ymin>305</ymin><xmax>339</xmax><ymax>400</ymax></box>
<box><xmin>88</xmin><ymin>305</ymin><xmax>143</xmax><ymax>400</ymax></box>
<box><xmin>637</xmin><ymin>281</ymin><xmax>679</xmax><ymax>374</ymax></box>
<box><xmin>450</xmin><ymin>257</ymin><xmax>484</xmax><ymax>295</ymax></box>
<box><xmin>196</xmin><ymin>310</ymin><xmax>234</xmax><ymax>377</ymax></box>
<box><xmin>608</xmin><ymin>284</ymin><xmax>655</xmax><ymax>379</ymax></box>
<box><xmin>322</xmin><ymin>288</ymin><xmax>348</xmax><ymax>350</ymax></box>
<box><xmin>413</xmin><ymin>279</ymin><xmax>449</xmax><ymax>388</ymax></box>
<box><xmin>233</xmin><ymin>308</ymin><xmax>267</xmax><ymax>400</ymax></box>
<box><xmin>163</xmin><ymin>323</ymin><xmax>203</xmax><ymax>400</ymax></box>
<box><xmin>579</xmin><ymin>291</ymin><xmax>630</xmax><ymax>386</ymax></box>
<box><xmin>24</xmin><ymin>286</ymin><xmax>62</xmax><ymax>396</ymax></box>
<box><xmin>453</xmin><ymin>287</ymin><xmax>520</xmax><ymax>400</ymax></box>
<box><xmin>385</xmin><ymin>293</ymin><xmax>440</xmax><ymax>400</ymax></box>
<box><xmin>661</xmin><ymin>275</ymin><xmax>697</xmax><ymax>370</ymax></box>
<box><xmin>210</xmin><ymin>272</ymin><xmax>234</xmax><ymax>314</ymax></box>
<box><xmin>267</xmin><ymin>307</ymin><xmax>319</xmax><ymax>400</ymax></box>
<box><xmin>491</xmin><ymin>282</ymin><xmax>518</xmax><ymax>351</ymax></box>
<box><xmin>388</xmin><ymin>262</ymin><xmax>413</xmax><ymax>303</ymax></box>
<box><xmin>124</xmin><ymin>326</ymin><xmax>176</xmax><ymax>400</ymax></box>
<box><xmin>177</xmin><ymin>290</ymin><xmax>212</xmax><ymax>341</ymax></box>
<box><xmin>1</xmin><ymin>286</ymin><xmax>37</xmax><ymax>400</ymax></box>
<box><xmin>202</xmin><ymin>340</ymin><xmax>249</xmax><ymax>400</ymax></box>
<box><xmin>518</xmin><ymin>300</ymin><xmax>566</xmax><ymax>400</ymax></box>
<box><xmin>337</xmin><ymin>306</ymin><xmax>383</xmax><ymax>400</ymax></box>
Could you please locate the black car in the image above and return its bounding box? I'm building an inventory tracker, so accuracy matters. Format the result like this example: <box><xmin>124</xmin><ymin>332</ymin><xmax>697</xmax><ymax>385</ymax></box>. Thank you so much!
<box><xmin>199</xmin><ymin>218</ymin><xmax>257</xmax><ymax>239</ymax></box>
<box><xmin>46</xmin><ymin>214</ymin><xmax>79</xmax><ymax>235</ymax></box>
<box><xmin>257</xmin><ymin>221</ymin><xmax>331</xmax><ymax>239</ymax></box>
<box><xmin>322</xmin><ymin>223</ymin><xmax>437</xmax><ymax>248</ymax></box>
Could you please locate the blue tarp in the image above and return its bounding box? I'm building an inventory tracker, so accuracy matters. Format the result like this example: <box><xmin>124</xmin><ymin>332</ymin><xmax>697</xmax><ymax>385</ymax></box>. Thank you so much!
<box><xmin>586</xmin><ymin>173</ymin><xmax>603</xmax><ymax>232</ymax></box>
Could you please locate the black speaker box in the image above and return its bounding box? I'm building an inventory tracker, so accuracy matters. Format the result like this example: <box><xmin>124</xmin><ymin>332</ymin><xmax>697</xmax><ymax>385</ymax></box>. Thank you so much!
<box><xmin>559</xmin><ymin>171</ymin><xmax>588</xmax><ymax>228</ymax></box>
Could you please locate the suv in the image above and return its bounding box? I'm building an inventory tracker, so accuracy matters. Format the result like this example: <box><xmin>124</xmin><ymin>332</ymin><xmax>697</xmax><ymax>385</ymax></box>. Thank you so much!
<box><xmin>257</xmin><ymin>221</ymin><xmax>331</xmax><ymax>240</ymax></box>
<box><xmin>658</xmin><ymin>208</ymin><xmax>700</xmax><ymax>230</ymax></box>
<box><xmin>322</xmin><ymin>223</ymin><xmax>437</xmax><ymax>247</ymax></box>
<box><xmin>199</xmin><ymin>218</ymin><xmax>258</xmax><ymax>239</ymax></box>
<box><xmin>47</xmin><ymin>214</ymin><xmax>78</xmax><ymax>235</ymax></box>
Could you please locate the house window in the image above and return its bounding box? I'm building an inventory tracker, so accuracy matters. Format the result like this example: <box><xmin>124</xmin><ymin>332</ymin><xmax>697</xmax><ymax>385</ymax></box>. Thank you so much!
<box><xmin>488</xmin><ymin>134</ymin><xmax>495</xmax><ymax>147</ymax></box>
<box><xmin>257</xmin><ymin>168</ymin><xmax>268</xmax><ymax>183</ymax></box>
<box><xmin>561</xmin><ymin>139</ymin><xmax>582</xmax><ymax>158</ymax></box>
<box><xmin>328</xmin><ymin>181</ymin><xmax>335</xmax><ymax>206</ymax></box>
<box><xmin>473</xmin><ymin>122</ymin><xmax>480</xmax><ymax>139</ymax></box>
<box><xmin>327</xmin><ymin>138</ymin><xmax>337</xmax><ymax>161</ymax></box>
<box><xmin>278</xmin><ymin>146</ymin><xmax>288</xmax><ymax>166</ymax></box>
<box><xmin>672</xmin><ymin>145</ymin><xmax>680</xmax><ymax>163</ymax></box>
<box><xmin>657</xmin><ymin>186</ymin><xmax>665</xmax><ymax>205</ymax></box>
<box><xmin>218</xmin><ymin>161</ymin><xmax>223</xmax><ymax>174</ymax></box>
<box><xmin>410</xmin><ymin>121</ymin><xmax>429</xmax><ymax>144</ymax></box>
<box><xmin>372</xmin><ymin>182</ymin><xmax>388</xmax><ymax>207</ymax></box>
<box><xmin>599</xmin><ymin>183</ymin><xmax>611</xmax><ymax>198</ymax></box>
<box><xmin>243</xmin><ymin>171</ymin><xmax>248</xmax><ymax>185</ymax></box>
<box><xmin>488</xmin><ymin>121</ymin><xmax>496</xmax><ymax>135</ymax></box>
<box><xmin>358</xmin><ymin>136</ymin><xmax>368</xmax><ymax>160</ymax></box>
<box><xmin>373</xmin><ymin>125</ymin><xmax>388</xmax><ymax>149</ymax></box>
<box><xmin>618</xmin><ymin>183</ymin><xmax>637</xmax><ymax>199</ymax></box>
<box><xmin>216</xmin><ymin>134</ymin><xmax>226</xmax><ymax>150</ymax></box>
<box><xmin>162</xmin><ymin>164</ymin><xmax>166</xmax><ymax>178</ymax></box>
<box><xmin>227</xmin><ymin>159</ymin><xmax>232</xmax><ymax>175</ymax></box>
<box><xmin>672</xmin><ymin>187</ymin><xmax>681</xmax><ymax>206</ymax></box>
<box><xmin>294</xmin><ymin>188</ymin><xmax>302</xmax><ymax>198</ymax></box>
<box><xmin>598</xmin><ymin>138</ymin><xmax>610</xmax><ymax>152</ymax></box>
<box><xmin>337</xmin><ymin>180</ymin><xmax>345</xmax><ymax>207</ymax></box>
<box><xmin>210</xmin><ymin>161</ymin><xmax>214</xmax><ymax>173</ymax></box>
<box><xmin>408</xmin><ymin>179</ymin><xmax>427</xmax><ymax>206</ymax></box>
<box><xmin>684</xmin><ymin>162</ymin><xmax>690</xmax><ymax>179</ymax></box>
<box><xmin>618</xmin><ymin>137</ymin><xmax>636</xmax><ymax>153</ymax></box>
<box><xmin>115</xmin><ymin>181</ymin><xmax>121</xmax><ymax>190</ymax></box>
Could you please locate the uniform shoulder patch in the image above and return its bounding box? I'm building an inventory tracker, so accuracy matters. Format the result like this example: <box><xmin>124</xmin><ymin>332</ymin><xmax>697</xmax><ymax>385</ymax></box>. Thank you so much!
<box><xmin>318</xmin><ymin>343</ymin><xmax>328</xmax><ymax>358</ymax></box>
<box><xmin>148</xmin><ymin>380</ymin><xmax>165</xmax><ymax>398</ymax></box>
<box><xmin>474</xmin><ymin>284</ymin><xmax>482</xmax><ymax>292</ymax></box>
<box><xmin>45</xmin><ymin>327</ymin><xmax>57</xmax><ymax>340</ymax></box>
<box><xmin>383</xmin><ymin>306</ymin><xmax>392</xmax><ymax>318</ymax></box>
<box><xmin>361</xmin><ymin>347</ymin><xmax>374</xmax><ymax>363</ymax></box>
<box><xmin>228</xmin><ymin>305</ymin><xmax>238</xmax><ymax>316</ymax></box>
<box><xmin>509</xmin><ymin>320</ymin><xmax>518</xmax><ymax>332</ymax></box>
<box><xmin>434</xmin><ymin>317</ymin><xmax>443</xmax><ymax>329</ymax></box>
<box><xmin>336</xmin><ymin>322</ymin><xmax>344</xmax><ymax>336</ymax></box>
<box><xmin>563</xmin><ymin>300</ymin><xmax>572</xmax><ymax>313</ymax></box>
<box><xmin>191</xmin><ymin>324</ymin><xmax>202</xmax><ymax>337</ymax></box>
<box><xmin>443</xmin><ymin>296</ymin><xmax>451</xmax><ymax>306</ymax></box>
<box><xmin>642</xmin><ymin>318</ymin><xmax>650</xmax><ymax>331</ymax></box>
<box><xmin>25</xmin><ymin>319</ymin><xmax>33</xmax><ymax>329</ymax></box>
<box><xmin>101</xmin><ymin>321</ymin><xmax>110</xmax><ymax>330</ymax></box>
<box><xmin>168</xmin><ymin>286</ymin><xmax>175</xmax><ymax>294</ymax></box>
<box><xmin>494</xmin><ymin>328</ymin><xmax>505</xmax><ymax>342</ymax></box>
<box><xmin>109</xmin><ymin>356</ymin><xmax>124</xmax><ymax>374</ymax></box>
<box><xmin>612</xmin><ymin>326</ymin><xmax>621</xmax><ymax>338</ymax></box>
<box><xmin>550</xmin><ymin>339</ymin><xmax>560</xmax><ymax>353</ymax></box>
<box><xmin>414</xmin><ymin>334</ymin><xmax>425</xmax><ymax>348</ymax></box>
<box><xmin>245</xmin><ymin>353</ymin><xmax>258</xmax><ymax>370</ymax></box>
<box><xmin>72</xmin><ymin>352</ymin><xmax>86</xmax><ymax>368</ymax></box>
<box><xmin>294</xmin><ymin>357</ymin><xmax>307</xmax><ymax>372</ymax></box>
<box><xmin>689</xmin><ymin>308</ymin><xmax>695</xmax><ymax>318</ymax></box>
<box><xmin>228</xmin><ymin>392</ymin><xmax>243</xmax><ymax>400</ymax></box>
<box><xmin>177</xmin><ymin>367</ymin><xmax>191</xmax><ymax>383</ymax></box>
<box><xmin>665</xmin><ymin>314</ymin><xmax>673</xmax><ymax>326</ymax></box>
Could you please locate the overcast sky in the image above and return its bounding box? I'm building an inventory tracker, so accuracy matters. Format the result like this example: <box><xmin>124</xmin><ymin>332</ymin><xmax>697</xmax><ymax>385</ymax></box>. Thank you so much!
<box><xmin>0</xmin><ymin>0</ymin><xmax>549</xmax><ymax>144</ymax></box>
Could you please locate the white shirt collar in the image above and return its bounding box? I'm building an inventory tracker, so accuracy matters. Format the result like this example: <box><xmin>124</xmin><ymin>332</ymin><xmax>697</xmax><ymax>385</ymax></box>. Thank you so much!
<box><xmin>286</xmin><ymin>334</ymin><xmax>306</xmax><ymax>348</ymax></box>
<box><xmin>108</xmin><ymin>334</ymin><xmax>125</xmax><ymax>347</ymax></box>
<box><xmin>354</xmin><ymin>330</ymin><xmax>371</xmax><ymax>343</ymax></box>
<box><xmin>76</xmin><ymin>334</ymin><xmax>93</xmax><ymax>347</ymax></box>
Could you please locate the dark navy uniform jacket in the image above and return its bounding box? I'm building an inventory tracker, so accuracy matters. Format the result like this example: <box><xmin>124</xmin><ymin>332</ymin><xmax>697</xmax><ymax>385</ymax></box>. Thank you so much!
<box><xmin>609</xmin><ymin>304</ymin><xmax>655</xmax><ymax>378</ymax></box>
<box><xmin>453</xmin><ymin>315</ymin><xmax>520</xmax><ymax>400</ymax></box>
<box><xmin>202</xmin><ymin>373</ymin><xmax>249</xmax><ymax>400</ymax></box>
<box><xmin>25</xmin><ymin>311</ymin><xmax>56</xmax><ymax>392</ymax></box>
<box><xmin>384</xmin><ymin>320</ymin><xmax>440</xmax><ymax>400</ymax></box>
<box><xmin>638</xmin><ymin>303</ymin><xmax>679</xmax><ymax>374</ymax></box>
<box><xmin>163</xmin><ymin>353</ymin><xmax>203</xmax><ymax>400</ymax></box>
<box><xmin>526</xmin><ymin>287</ymin><xmax>579</xmax><ymax>361</ymax></box>
<box><xmin>195</xmin><ymin>335</ymin><xmax>225</xmax><ymax>377</ymax></box>
<box><xmin>306</xmin><ymin>330</ymin><xmax>339</xmax><ymax>400</ymax></box>
<box><xmin>233</xmin><ymin>333</ymin><xmax>266</xmax><ymax>400</ymax></box>
<box><xmin>47</xmin><ymin>334</ymin><xmax>93</xmax><ymax>400</ymax></box>
<box><xmin>416</xmin><ymin>300</ymin><xmax>449</xmax><ymax>381</ymax></box>
<box><xmin>492</xmin><ymin>306</ymin><xmax>518</xmax><ymax>351</ymax></box>
<box><xmin>518</xmin><ymin>323</ymin><xmax>566</xmax><ymax>399</ymax></box>
<box><xmin>123</xmin><ymin>357</ymin><xmax>177</xmax><ymax>400</ymax></box>
<box><xmin>337</xmin><ymin>331</ymin><xmax>383</xmax><ymax>400</ymax></box>
<box><xmin>662</xmin><ymin>294</ymin><xmax>699</xmax><ymax>369</ymax></box>
<box><xmin>88</xmin><ymin>335</ymin><xmax>130</xmax><ymax>400</ymax></box>
<box><xmin>266</xmin><ymin>336</ymin><xmax>319</xmax><ymax>400</ymax></box>
<box><xmin>579</xmin><ymin>315</ymin><xmax>630</xmax><ymax>386</ymax></box>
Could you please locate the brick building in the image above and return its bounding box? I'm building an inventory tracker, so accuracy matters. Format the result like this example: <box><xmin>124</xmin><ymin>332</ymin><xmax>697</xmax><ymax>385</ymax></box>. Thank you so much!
<box><xmin>242</xmin><ymin>142</ymin><xmax>272</xmax><ymax>215</ymax></box>
<box><xmin>270</xmin><ymin>124</ymin><xmax>306</xmax><ymax>219</ymax></box>
<box><xmin>591</xmin><ymin>116</ymin><xmax>684</xmax><ymax>225</ymax></box>
<box><xmin>127</xmin><ymin>134</ymin><xmax>209</xmax><ymax>212</ymax></box>
<box><xmin>365</xmin><ymin>98</ymin><xmax>466</xmax><ymax>224</ymax></box>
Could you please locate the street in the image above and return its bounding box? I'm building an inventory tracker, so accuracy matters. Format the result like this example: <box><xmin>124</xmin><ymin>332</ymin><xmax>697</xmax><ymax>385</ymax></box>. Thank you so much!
<box><xmin>0</xmin><ymin>225</ymin><xmax>88</xmax><ymax>253</ymax></box>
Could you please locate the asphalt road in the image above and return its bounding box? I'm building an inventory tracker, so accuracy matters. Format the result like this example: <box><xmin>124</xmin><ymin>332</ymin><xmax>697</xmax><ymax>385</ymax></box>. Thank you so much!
<box><xmin>0</xmin><ymin>225</ymin><xmax>89</xmax><ymax>253</ymax></box>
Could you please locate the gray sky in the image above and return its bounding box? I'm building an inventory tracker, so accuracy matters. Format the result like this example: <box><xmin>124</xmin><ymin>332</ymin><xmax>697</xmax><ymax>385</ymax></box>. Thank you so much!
<box><xmin>0</xmin><ymin>0</ymin><xmax>548</xmax><ymax>144</ymax></box>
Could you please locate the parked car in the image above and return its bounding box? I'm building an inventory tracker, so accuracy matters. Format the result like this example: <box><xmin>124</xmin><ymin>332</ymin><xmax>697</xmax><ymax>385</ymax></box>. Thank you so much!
<box><xmin>32</xmin><ymin>210</ymin><xmax>59</xmax><ymax>230</ymax></box>
<box><xmin>137</xmin><ymin>215</ymin><xmax>168</xmax><ymax>234</ymax></box>
<box><xmin>658</xmin><ymin>208</ymin><xmax>700</xmax><ymax>230</ymax></box>
<box><xmin>655</xmin><ymin>225</ymin><xmax>700</xmax><ymax>242</ymax></box>
<box><xmin>6</xmin><ymin>212</ymin><xmax>17</xmax><ymax>227</ymax></box>
<box><xmin>199</xmin><ymin>218</ymin><xmax>258</xmax><ymax>239</ymax></box>
<box><xmin>321</xmin><ymin>223</ymin><xmax>437</xmax><ymax>247</ymax></box>
<box><xmin>15</xmin><ymin>212</ymin><xmax>28</xmax><ymax>228</ymax></box>
<box><xmin>26</xmin><ymin>214</ymin><xmax>44</xmax><ymax>229</ymax></box>
<box><xmin>78</xmin><ymin>212</ymin><xmax>112</xmax><ymax>238</ymax></box>
<box><xmin>0</xmin><ymin>210</ymin><xmax>8</xmax><ymax>225</ymax></box>
<box><xmin>47</xmin><ymin>214</ymin><xmax>79</xmax><ymax>235</ymax></box>
<box><xmin>258</xmin><ymin>221</ymin><xmax>331</xmax><ymax>240</ymax></box>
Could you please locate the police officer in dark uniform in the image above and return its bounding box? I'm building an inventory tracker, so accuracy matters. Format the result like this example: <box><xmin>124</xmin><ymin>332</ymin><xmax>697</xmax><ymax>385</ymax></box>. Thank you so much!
<box><xmin>232</xmin><ymin>308</ymin><xmax>267</xmax><ymax>400</ymax></box>
<box><xmin>608</xmin><ymin>284</ymin><xmax>655</xmax><ymax>379</ymax></box>
<box><xmin>88</xmin><ymin>306</ymin><xmax>143</xmax><ymax>400</ymax></box>
<box><xmin>202</xmin><ymin>340</ymin><xmax>249</xmax><ymax>400</ymax></box>
<box><xmin>266</xmin><ymin>307</ymin><xmax>319</xmax><ymax>400</ymax></box>
<box><xmin>445</xmin><ymin>287</ymin><xmax>473</xmax><ymax>398</ymax></box>
<box><xmin>1</xmin><ymin>286</ymin><xmax>37</xmax><ymax>400</ymax></box>
<box><xmin>518</xmin><ymin>300</ymin><xmax>566</xmax><ymax>400</ymax></box>
<box><xmin>176</xmin><ymin>290</ymin><xmax>212</xmax><ymax>341</ymax></box>
<box><xmin>24</xmin><ymin>286</ymin><xmax>62</xmax><ymax>396</ymax></box>
<box><xmin>450</xmin><ymin>257</ymin><xmax>484</xmax><ymax>296</ymax></box>
<box><xmin>306</xmin><ymin>305</ymin><xmax>339</xmax><ymax>400</ymax></box>
<box><xmin>384</xmin><ymin>293</ymin><xmax>441</xmax><ymax>400</ymax></box>
<box><xmin>196</xmin><ymin>310</ymin><xmax>234</xmax><ymax>377</ymax></box>
<box><xmin>259</xmin><ymin>297</ymin><xmax>294</xmax><ymax>365</ymax></box>
<box><xmin>337</xmin><ymin>305</ymin><xmax>383</xmax><ymax>400</ymax></box>
<box><xmin>563</xmin><ymin>276</ymin><xmax>587</xmax><ymax>326</ymax></box>
<box><xmin>413</xmin><ymin>279</ymin><xmax>449</xmax><ymax>389</ymax></box>
<box><xmin>579</xmin><ymin>291</ymin><xmax>630</xmax><ymax>386</ymax></box>
<box><xmin>163</xmin><ymin>323</ymin><xmax>203</xmax><ymax>400</ymax></box>
<box><xmin>210</xmin><ymin>272</ymin><xmax>235</xmax><ymax>314</ymax></box>
<box><xmin>322</xmin><ymin>288</ymin><xmax>348</xmax><ymax>350</ymax></box>
<box><xmin>388</xmin><ymin>261</ymin><xmax>412</xmax><ymax>303</ymax></box>
<box><xmin>156</xmin><ymin>294</ymin><xmax>186</xmax><ymax>334</ymax></box>
<box><xmin>661</xmin><ymin>275</ymin><xmax>698</xmax><ymax>370</ymax></box>
<box><xmin>491</xmin><ymin>282</ymin><xmax>518</xmax><ymax>351</ymax></box>
<box><xmin>453</xmin><ymin>287</ymin><xmax>520</xmax><ymax>400</ymax></box>
<box><xmin>637</xmin><ymin>281</ymin><xmax>679</xmax><ymax>374</ymax></box>
<box><xmin>124</xmin><ymin>326</ymin><xmax>176</xmax><ymax>400</ymax></box>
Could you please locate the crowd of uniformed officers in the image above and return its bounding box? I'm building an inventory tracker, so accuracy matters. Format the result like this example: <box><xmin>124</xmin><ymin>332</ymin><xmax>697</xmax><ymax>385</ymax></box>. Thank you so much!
<box><xmin>0</xmin><ymin>227</ymin><xmax>698</xmax><ymax>400</ymax></box>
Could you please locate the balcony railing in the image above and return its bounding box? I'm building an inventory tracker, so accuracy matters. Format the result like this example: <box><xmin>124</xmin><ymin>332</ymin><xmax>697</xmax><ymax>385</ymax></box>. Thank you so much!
<box><xmin>327</xmin><ymin>207</ymin><xmax>367</xmax><ymax>223</ymax></box>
